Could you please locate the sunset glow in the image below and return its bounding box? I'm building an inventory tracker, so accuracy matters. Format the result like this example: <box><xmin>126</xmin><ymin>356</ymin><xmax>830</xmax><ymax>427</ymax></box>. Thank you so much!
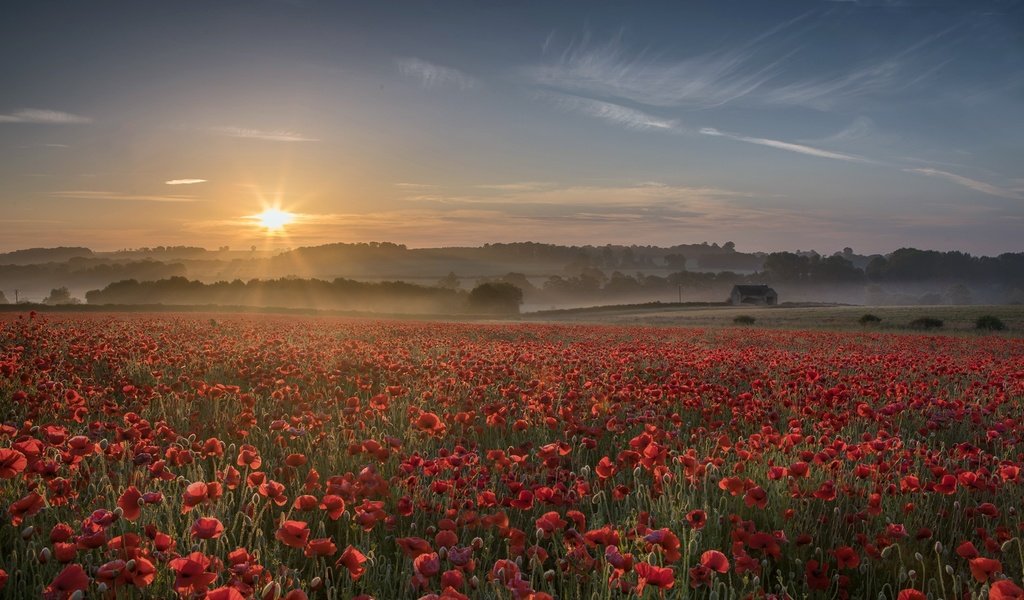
<box><xmin>254</xmin><ymin>208</ymin><xmax>294</xmax><ymax>232</ymax></box>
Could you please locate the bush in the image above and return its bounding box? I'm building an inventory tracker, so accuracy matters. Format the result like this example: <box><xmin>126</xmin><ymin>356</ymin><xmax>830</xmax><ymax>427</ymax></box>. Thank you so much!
<box><xmin>859</xmin><ymin>313</ymin><xmax>882</xmax><ymax>325</ymax></box>
<box><xmin>467</xmin><ymin>282</ymin><xmax>523</xmax><ymax>315</ymax></box>
<box><xmin>908</xmin><ymin>317</ymin><xmax>943</xmax><ymax>330</ymax></box>
<box><xmin>733</xmin><ymin>315</ymin><xmax>756</xmax><ymax>325</ymax></box>
<box><xmin>975</xmin><ymin>315</ymin><xmax>1006</xmax><ymax>331</ymax></box>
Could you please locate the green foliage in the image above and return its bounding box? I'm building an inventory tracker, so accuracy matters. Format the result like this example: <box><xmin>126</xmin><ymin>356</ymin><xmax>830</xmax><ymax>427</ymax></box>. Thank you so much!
<box><xmin>733</xmin><ymin>314</ymin><xmax>756</xmax><ymax>325</ymax></box>
<box><xmin>908</xmin><ymin>316</ymin><xmax>943</xmax><ymax>330</ymax></box>
<box><xmin>859</xmin><ymin>313</ymin><xmax>882</xmax><ymax>325</ymax></box>
<box><xmin>975</xmin><ymin>315</ymin><xmax>1006</xmax><ymax>331</ymax></box>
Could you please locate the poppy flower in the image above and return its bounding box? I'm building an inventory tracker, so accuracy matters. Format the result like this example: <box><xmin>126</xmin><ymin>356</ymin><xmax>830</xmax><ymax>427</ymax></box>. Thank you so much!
<box><xmin>834</xmin><ymin>546</ymin><xmax>860</xmax><ymax>569</ymax></box>
<box><xmin>414</xmin><ymin>552</ymin><xmax>441</xmax><ymax>578</ymax></box>
<box><xmin>117</xmin><ymin>486</ymin><xmax>143</xmax><ymax>521</ymax></box>
<box><xmin>207</xmin><ymin>587</ymin><xmax>246</xmax><ymax>600</ymax></box>
<box><xmin>398</xmin><ymin>537</ymin><xmax>434</xmax><ymax>559</ymax></box>
<box><xmin>276</xmin><ymin>520</ymin><xmax>311</xmax><ymax>549</ymax></box>
<box><xmin>897</xmin><ymin>590</ymin><xmax>927</xmax><ymax>600</ymax></box>
<box><xmin>700</xmin><ymin>550</ymin><xmax>730</xmax><ymax>573</ymax></box>
<box><xmin>192</xmin><ymin>516</ymin><xmax>225</xmax><ymax>539</ymax></box>
<box><xmin>44</xmin><ymin>563</ymin><xmax>89</xmax><ymax>599</ymax></box>
<box><xmin>969</xmin><ymin>557</ymin><xmax>1002</xmax><ymax>583</ymax></box>
<box><xmin>415</xmin><ymin>412</ymin><xmax>446</xmax><ymax>436</ymax></box>
<box><xmin>0</xmin><ymin>449</ymin><xmax>27</xmax><ymax>478</ymax></box>
<box><xmin>305</xmin><ymin>537</ymin><xmax>338</xmax><ymax>558</ymax></box>
<box><xmin>169</xmin><ymin>552</ymin><xmax>218</xmax><ymax>593</ymax></box>
<box><xmin>635</xmin><ymin>562</ymin><xmax>674</xmax><ymax>594</ymax></box>
<box><xmin>685</xmin><ymin>509</ymin><xmax>707</xmax><ymax>530</ymax></box>
<box><xmin>805</xmin><ymin>559</ymin><xmax>830</xmax><ymax>590</ymax></box>
<box><xmin>337</xmin><ymin>545</ymin><xmax>367</xmax><ymax>580</ymax></box>
<box><xmin>320</xmin><ymin>495</ymin><xmax>345</xmax><ymax>520</ymax></box>
<box><xmin>9</xmin><ymin>491</ymin><xmax>45</xmax><ymax>525</ymax></box>
<box><xmin>990</xmin><ymin>580</ymin><xmax>1024</xmax><ymax>600</ymax></box>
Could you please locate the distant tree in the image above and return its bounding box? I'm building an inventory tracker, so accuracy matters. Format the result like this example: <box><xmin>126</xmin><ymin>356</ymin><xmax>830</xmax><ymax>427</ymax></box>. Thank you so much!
<box><xmin>763</xmin><ymin>252</ymin><xmax>810</xmax><ymax>282</ymax></box>
<box><xmin>723</xmin><ymin>241</ymin><xmax>736</xmax><ymax>252</ymax></box>
<box><xmin>42</xmin><ymin>286</ymin><xmax>79</xmax><ymax>305</ymax></box>
<box><xmin>437</xmin><ymin>272</ymin><xmax>461</xmax><ymax>290</ymax></box>
<box><xmin>664</xmin><ymin>254</ymin><xmax>688</xmax><ymax>270</ymax></box>
<box><xmin>467</xmin><ymin>282</ymin><xmax>523</xmax><ymax>315</ymax></box>
<box><xmin>975</xmin><ymin>315</ymin><xmax>1006</xmax><ymax>331</ymax></box>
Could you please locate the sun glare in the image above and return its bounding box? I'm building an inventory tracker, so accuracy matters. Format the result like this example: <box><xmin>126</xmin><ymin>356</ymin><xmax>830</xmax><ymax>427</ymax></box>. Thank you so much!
<box><xmin>255</xmin><ymin>208</ymin><xmax>294</xmax><ymax>231</ymax></box>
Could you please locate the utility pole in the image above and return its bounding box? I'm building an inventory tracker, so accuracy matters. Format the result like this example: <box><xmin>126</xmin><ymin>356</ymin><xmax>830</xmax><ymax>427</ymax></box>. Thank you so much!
<box><xmin>677</xmin><ymin>284</ymin><xmax>682</xmax><ymax>304</ymax></box>
<box><xmin>13</xmin><ymin>289</ymin><xmax>18</xmax><ymax>304</ymax></box>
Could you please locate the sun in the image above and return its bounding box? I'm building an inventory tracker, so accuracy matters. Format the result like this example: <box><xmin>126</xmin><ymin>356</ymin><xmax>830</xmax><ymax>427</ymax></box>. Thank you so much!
<box><xmin>255</xmin><ymin>208</ymin><xmax>294</xmax><ymax>231</ymax></box>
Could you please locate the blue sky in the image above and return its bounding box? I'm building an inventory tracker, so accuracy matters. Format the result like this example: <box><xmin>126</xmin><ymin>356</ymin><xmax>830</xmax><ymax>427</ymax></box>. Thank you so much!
<box><xmin>1</xmin><ymin>0</ymin><xmax>1021</xmax><ymax>254</ymax></box>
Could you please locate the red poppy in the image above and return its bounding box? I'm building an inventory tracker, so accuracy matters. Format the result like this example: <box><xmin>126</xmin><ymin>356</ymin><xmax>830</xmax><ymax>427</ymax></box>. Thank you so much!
<box><xmin>169</xmin><ymin>552</ymin><xmax>217</xmax><ymax>593</ymax></box>
<box><xmin>320</xmin><ymin>494</ymin><xmax>345</xmax><ymax>520</ymax></box>
<box><xmin>305</xmin><ymin>537</ymin><xmax>338</xmax><ymax>558</ymax></box>
<box><xmin>44</xmin><ymin>563</ymin><xmax>89</xmax><ymax>600</ymax></box>
<box><xmin>990</xmin><ymin>580</ymin><xmax>1024</xmax><ymax>600</ymax></box>
<box><xmin>117</xmin><ymin>486</ymin><xmax>143</xmax><ymax>521</ymax></box>
<box><xmin>685</xmin><ymin>509</ymin><xmax>707</xmax><ymax>530</ymax></box>
<box><xmin>9</xmin><ymin>491</ymin><xmax>45</xmax><ymax>525</ymax></box>
<box><xmin>898</xmin><ymin>590</ymin><xmax>927</xmax><ymax>600</ymax></box>
<box><xmin>635</xmin><ymin>562</ymin><xmax>674</xmax><ymax>594</ymax></box>
<box><xmin>415</xmin><ymin>412</ymin><xmax>446</xmax><ymax>436</ymax></box>
<box><xmin>192</xmin><ymin>517</ymin><xmax>225</xmax><ymax>539</ymax></box>
<box><xmin>207</xmin><ymin>586</ymin><xmax>246</xmax><ymax>600</ymax></box>
<box><xmin>337</xmin><ymin>545</ymin><xmax>367</xmax><ymax>580</ymax></box>
<box><xmin>0</xmin><ymin>449</ymin><xmax>27</xmax><ymax>478</ymax></box>
<box><xmin>805</xmin><ymin>559</ymin><xmax>830</xmax><ymax>590</ymax></box>
<box><xmin>700</xmin><ymin>550</ymin><xmax>730</xmax><ymax>573</ymax></box>
<box><xmin>414</xmin><ymin>552</ymin><xmax>441</xmax><ymax>578</ymax></box>
<box><xmin>276</xmin><ymin>520</ymin><xmax>311</xmax><ymax>549</ymax></box>
<box><xmin>969</xmin><ymin>557</ymin><xmax>1002</xmax><ymax>582</ymax></box>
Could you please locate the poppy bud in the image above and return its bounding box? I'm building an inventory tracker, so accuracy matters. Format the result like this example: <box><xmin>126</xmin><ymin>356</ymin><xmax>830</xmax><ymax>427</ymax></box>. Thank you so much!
<box><xmin>438</xmin><ymin>547</ymin><xmax>447</xmax><ymax>561</ymax></box>
<box><xmin>471</xmin><ymin>537</ymin><xmax>484</xmax><ymax>550</ymax></box>
<box><xmin>470</xmin><ymin>575</ymin><xmax>479</xmax><ymax>589</ymax></box>
<box><xmin>127</xmin><ymin>559</ymin><xmax>136</xmax><ymax>572</ymax></box>
<box><xmin>21</xmin><ymin>526</ymin><xmax>34</xmax><ymax>540</ymax></box>
<box><xmin>113</xmin><ymin>507</ymin><xmax>123</xmax><ymax>518</ymax></box>
<box><xmin>38</xmin><ymin>547</ymin><xmax>51</xmax><ymax>563</ymax></box>
<box><xmin>97</xmin><ymin>583</ymin><xmax>108</xmax><ymax>594</ymax></box>
<box><xmin>543</xmin><ymin>570</ymin><xmax>555</xmax><ymax>582</ymax></box>
<box><xmin>70</xmin><ymin>592</ymin><xmax>85</xmax><ymax>600</ymax></box>
<box><xmin>945</xmin><ymin>565</ymin><xmax>954</xmax><ymax>575</ymax></box>
<box><xmin>934</xmin><ymin>542</ymin><xmax>942</xmax><ymax>554</ymax></box>
<box><xmin>908</xmin><ymin>569</ymin><xmax>916</xmax><ymax>580</ymax></box>
<box><xmin>311</xmin><ymin>577</ymin><xmax>323</xmax><ymax>591</ymax></box>
<box><xmin>261</xmin><ymin>581</ymin><xmax>282</xmax><ymax>600</ymax></box>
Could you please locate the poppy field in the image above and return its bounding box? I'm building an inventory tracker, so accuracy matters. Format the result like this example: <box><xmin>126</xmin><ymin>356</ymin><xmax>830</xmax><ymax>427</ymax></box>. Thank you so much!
<box><xmin>1</xmin><ymin>312</ymin><xmax>1023</xmax><ymax>600</ymax></box>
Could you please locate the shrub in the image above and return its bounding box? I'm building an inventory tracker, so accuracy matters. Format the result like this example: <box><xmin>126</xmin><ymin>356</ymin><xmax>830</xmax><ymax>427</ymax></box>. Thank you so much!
<box><xmin>908</xmin><ymin>317</ymin><xmax>943</xmax><ymax>330</ymax></box>
<box><xmin>733</xmin><ymin>315</ymin><xmax>756</xmax><ymax>325</ymax></box>
<box><xmin>975</xmin><ymin>315</ymin><xmax>1006</xmax><ymax>331</ymax></box>
<box><xmin>859</xmin><ymin>313</ymin><xmax>882</xmax><ymax>325</ymax></box>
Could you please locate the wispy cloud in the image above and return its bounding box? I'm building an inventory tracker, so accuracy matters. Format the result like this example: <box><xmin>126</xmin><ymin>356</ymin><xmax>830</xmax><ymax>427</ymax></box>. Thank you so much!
<box><xmin>396</xmin><ymin>58</ymin><xmax>476</xmax><ymax>90</ymax></box>
<box><xmin>50</xmin><ymin>190</ymin><xmax>200</xmax><ymax>203</ymax></box>
<box><xmin>903</xmin><ymin>168</ymin><xmax>1022</xmax><ymax>199</ymax></box>
<box><xmin>213</xmin><ymin>127</ymin><xmax>318</xmax><ymax>142</ymax></box>
<box><xmin>524</xmin><ymin>24</ymin><xmax>951</xmax><ymax>111</ymax></box>
<box><xmin>0</xmin><ymin>109</ymin><xmax>92</xmax><ymax>124</ymax></box>
<box><xmin>165</xmin><ymin>179</ymin><xmax>207</xmax><ymax>185</ymax></box>
<box><xmin>541</xmin><ymin>92</ymin><xmax>683</xmax><ymax>132</ymax></box>
<box><xmin>700</xmin><ymin>127</ymin><xmax>874</xmax><ymax>163</ymax></box>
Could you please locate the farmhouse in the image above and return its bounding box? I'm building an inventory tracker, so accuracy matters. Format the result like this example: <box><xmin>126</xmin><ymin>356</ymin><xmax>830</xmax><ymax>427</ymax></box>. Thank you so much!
<box><xmin>730</xmin><ymin>284</ymin><xmax>778</xmax><ymax>306</ymax></box>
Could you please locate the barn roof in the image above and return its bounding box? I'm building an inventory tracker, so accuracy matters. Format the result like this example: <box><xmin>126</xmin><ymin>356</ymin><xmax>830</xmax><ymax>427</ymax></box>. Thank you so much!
<box><xmin>732</xmin><ymin>284</ymin><xmax>776</xmax><ymax>295</ymax></box>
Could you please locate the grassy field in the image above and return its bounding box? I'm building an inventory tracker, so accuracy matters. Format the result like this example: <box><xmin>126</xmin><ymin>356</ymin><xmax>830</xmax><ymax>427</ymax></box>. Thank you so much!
<box><xmin>524</xmin><ymin>303</ymin><xmax>1024</xmax><ymax>334</ymax></box>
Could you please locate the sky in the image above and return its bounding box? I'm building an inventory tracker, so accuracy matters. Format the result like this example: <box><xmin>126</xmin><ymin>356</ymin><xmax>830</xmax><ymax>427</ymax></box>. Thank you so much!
<box><xmin>1</xmin><ymin>0</ymin><xmax>1022</xmax><ymax>255</ymax></box>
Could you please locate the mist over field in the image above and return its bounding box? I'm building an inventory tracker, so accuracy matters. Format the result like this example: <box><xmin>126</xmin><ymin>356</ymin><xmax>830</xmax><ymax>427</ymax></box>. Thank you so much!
<box><xmin>2</xmin><ymin>242</ymin><xmax>1021</xmax><ymax>314</ymax></box>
